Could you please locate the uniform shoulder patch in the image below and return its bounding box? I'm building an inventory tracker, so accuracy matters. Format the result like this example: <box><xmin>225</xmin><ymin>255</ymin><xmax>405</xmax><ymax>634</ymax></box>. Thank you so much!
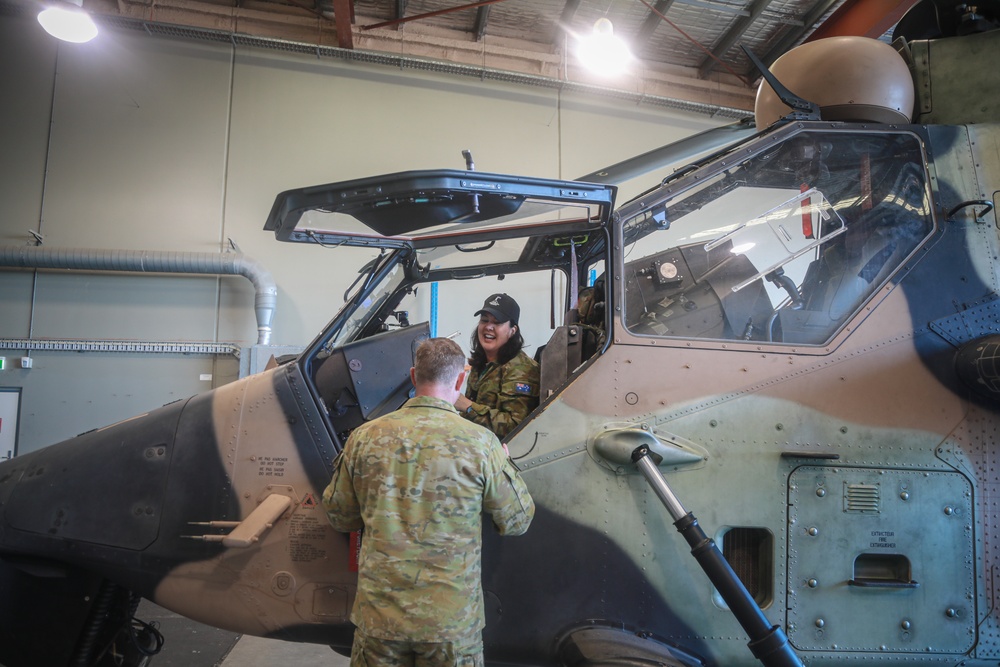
<box><xmin>514</xmin><ymin>382</ymin><xmax>533</xmax><ymax>395</ymax></box>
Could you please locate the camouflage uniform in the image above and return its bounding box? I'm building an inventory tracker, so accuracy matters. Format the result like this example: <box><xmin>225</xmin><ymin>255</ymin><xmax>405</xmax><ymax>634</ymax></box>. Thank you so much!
<box><xmin>322</xmin><ymin>395</ymin><xmax>535</xmax><ymax>666</ymax></box>
<box><xmin>463</xmin><ymin>350</ymin><xmax>539</xmax><ymax>439</ymax></box>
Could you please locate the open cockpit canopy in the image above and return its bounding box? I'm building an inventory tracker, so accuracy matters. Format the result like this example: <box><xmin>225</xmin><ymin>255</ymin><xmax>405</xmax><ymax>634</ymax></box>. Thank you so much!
<box><xmin>264</xmin><ymin>169</ymin><xmax>616</xmax><ymax>251</ymax></box>
<box><xmin>263</xmin><ymin>170</ymin><xmax>618</xmax><ymax>439</ymax></box>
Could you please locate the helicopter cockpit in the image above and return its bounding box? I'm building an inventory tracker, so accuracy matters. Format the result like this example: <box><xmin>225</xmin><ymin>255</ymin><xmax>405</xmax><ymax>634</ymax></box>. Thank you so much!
<box><xmin>264</xmin><ymin>124</ymin><xmax>938</xmax><ymax>446</ymax></box>
<box><xmin>304</xmin><ymin>227</ymin><xmax>613</xmax><ymax>439</ymax></box>
<box><xmin>264</xmin><ymin>170</ymin><xmax>617</xmax><ymax>444</ymax></box>
<box><xmin>617</xmin><ymin>125</ymin><xmax>935</xmax><ymax>345</ymax></box>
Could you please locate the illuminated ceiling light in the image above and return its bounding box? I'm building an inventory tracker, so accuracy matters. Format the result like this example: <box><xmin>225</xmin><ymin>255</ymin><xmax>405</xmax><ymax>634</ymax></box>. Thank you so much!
<box><xmin>576</xmin><ymin>17</ymin><xmax>632</xmax><ymax>76</ymax></box>
<box><xmin>37</xmin><ymin>0</ymin><xmax>98</xmax><ymax>43</ymax></box>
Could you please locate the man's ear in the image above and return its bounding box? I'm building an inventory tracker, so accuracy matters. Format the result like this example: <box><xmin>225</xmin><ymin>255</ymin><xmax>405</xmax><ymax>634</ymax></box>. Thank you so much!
<box><xmin>410</xmin><ymin>367</ymin><xmax>417</xmax><ymax>386</ymax></box>
<box><xmin>454</xmin><ymin>370</ymin><xmax>466</xmax><ymax>392</ymax></box>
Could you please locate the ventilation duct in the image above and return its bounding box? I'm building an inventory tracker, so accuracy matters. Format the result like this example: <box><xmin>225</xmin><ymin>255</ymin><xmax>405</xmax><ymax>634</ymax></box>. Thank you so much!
<box><xmin>0</xmin><ymin>245</ymin><xmax>276</xmax><ymax>345</ymax></box>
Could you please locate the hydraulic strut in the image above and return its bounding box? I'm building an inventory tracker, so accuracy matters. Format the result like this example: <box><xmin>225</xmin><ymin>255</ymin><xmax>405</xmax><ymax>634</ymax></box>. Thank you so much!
<box><xmin>631</xmin><ymin>445</ymin><xmax>804</xmax><ymax>667</ymax></box>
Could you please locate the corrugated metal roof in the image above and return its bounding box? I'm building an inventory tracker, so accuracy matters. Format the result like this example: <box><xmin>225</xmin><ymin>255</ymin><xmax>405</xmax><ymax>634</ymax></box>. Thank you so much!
<box><xmin>6</xmin><ymin>0</ymin><xmax>923</xmax><ymax>114</ymax></box>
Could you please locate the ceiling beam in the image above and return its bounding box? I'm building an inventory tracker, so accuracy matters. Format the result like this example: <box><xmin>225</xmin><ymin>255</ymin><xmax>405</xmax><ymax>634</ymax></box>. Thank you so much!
<box><xmin>275</xmin><ymin>0</ymin><xmax>326</xmax><ymax>20</ymax></box>
<box><xmin>474</xmin><ymin>5</ymin><xmax>491</xmax><ymax>40</ymax></box>
<box><xmin>550</xmin><ymin>0</ymin><xmax>582</xmax><ymax>41</ymax></box>
<box><xmin>755</xmin><ymin>0</ymin><xmax>839</xmax><ymax>70</ymax></box>
<box><xmin>361</xmin><ymin>0</ymin><xmax>507</xmax><ymax>31</ymax></box>
<box><xmin>804</xmin><ymin>0</ymin><xmax>921</xmax><ymax>41</ymax></box>
<box><xmin>332</xmin><ymin>0</ymin><xmax>353</xmax><ymax>48</ymax></box>
<box><xmin>636</xmin><ymin>0</ymin><xmax>675</xmax><ymax>57</ymax></box>
<box><xmin>697</xmin><ymin>0</ymin><xmax>773</xmax><ymax>79</ymax></box>
<box><xmin>636</xmin><ymin>0</ymin><xmax>752</xmax><ymax>85</ymax></box>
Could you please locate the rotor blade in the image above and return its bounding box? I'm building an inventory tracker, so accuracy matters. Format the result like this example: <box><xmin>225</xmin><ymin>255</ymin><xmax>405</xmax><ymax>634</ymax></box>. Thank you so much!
<box><xmin>574</xmin><ymin>117</ymin><xmax>756</xmax><ymax>185</ymax></box>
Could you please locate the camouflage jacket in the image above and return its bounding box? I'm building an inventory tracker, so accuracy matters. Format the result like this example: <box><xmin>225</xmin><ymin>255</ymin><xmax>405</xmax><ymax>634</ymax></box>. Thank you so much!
<box><xmin>322</xmin><ymin>395</ymin><xmax>535</xmax><ymax>642</ymax></box>
<box><xmin>464</xmin><ymin>350</ymin><xmax>539</xmax><ymax>439</ymax></box>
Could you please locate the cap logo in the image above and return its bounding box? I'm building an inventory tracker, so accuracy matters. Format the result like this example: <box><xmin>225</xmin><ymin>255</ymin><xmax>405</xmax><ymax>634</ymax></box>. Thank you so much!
<box><xmin>489</xmin><ymin>296</ymin><xmax>501</xmax><ymax>306</ymax></box>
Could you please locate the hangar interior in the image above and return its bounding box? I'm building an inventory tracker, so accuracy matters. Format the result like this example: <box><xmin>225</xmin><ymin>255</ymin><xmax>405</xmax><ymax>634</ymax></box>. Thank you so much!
<box><xmin>3</xmin><ymin>0</ymin><xmax>921</xmax><ymax>460</ymax></box>
<box><xmin>0</xmin><ymin>2</ymin><xmax>764</xmax><ymax>456</ymax></box>
<box><xmin>1</xmin><ymin>0</ymin><xmax>983</xmax><ymax>665</ymax></box>
<box><xmin>0</xmin><ymin>0</ymin><xmax>918</xmax><ymax>455</ymax></box>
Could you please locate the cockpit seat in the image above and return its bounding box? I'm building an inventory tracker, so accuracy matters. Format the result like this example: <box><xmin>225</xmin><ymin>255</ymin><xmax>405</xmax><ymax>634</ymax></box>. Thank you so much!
<box><xmin>538</xmin><ymin>280</ymin><xmax>607</xmax><ymax>399</ymax></box>
<box><xmin>538</xmin><ymin>322</ymin><xmax>603</xmax><ymax>399</ymax></box>
<box><xmin>778</xmin><ymin>198</ymin><xmax>923</xmax><ymax>344</ymax></box>
<box><xmin>577</xmin><ymin>282</ymin><xmax>604</xmax><ymax>329</ymax></box>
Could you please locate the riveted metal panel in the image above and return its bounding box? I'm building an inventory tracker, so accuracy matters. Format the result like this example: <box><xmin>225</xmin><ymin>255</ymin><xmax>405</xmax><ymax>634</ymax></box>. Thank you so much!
<box><xmin>787</xmin><ymin>466</ymin><xmax>975</xmax><ymax>653</ymax></box>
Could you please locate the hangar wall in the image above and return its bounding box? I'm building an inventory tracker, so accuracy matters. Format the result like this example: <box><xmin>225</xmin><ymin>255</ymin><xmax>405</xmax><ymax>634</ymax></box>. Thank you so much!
<box><xmin>0</xmin><ymin>11</ymin><xmax>734</xmax><ymax>454</ymax></box>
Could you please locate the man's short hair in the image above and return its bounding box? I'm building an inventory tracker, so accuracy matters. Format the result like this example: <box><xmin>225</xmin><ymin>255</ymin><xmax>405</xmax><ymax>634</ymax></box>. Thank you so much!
<box><xmin>414</xmin><ymin>337</ymin><xmax>466</xmax><ymax>386</ymax></box>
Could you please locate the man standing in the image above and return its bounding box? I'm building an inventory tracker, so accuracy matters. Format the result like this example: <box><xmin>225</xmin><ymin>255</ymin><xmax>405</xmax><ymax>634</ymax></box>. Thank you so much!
<box><xmin>323</xmin><ymin>337</ymin><xmax>535</xmax><ymax>667</ymax></box>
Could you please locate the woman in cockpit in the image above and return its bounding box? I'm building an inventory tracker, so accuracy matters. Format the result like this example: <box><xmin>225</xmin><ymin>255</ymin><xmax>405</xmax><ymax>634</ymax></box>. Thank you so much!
<box><xmin>454</xmin><ymin>293</ymin><xmax>540</xmax><ymax>439</ymax></box>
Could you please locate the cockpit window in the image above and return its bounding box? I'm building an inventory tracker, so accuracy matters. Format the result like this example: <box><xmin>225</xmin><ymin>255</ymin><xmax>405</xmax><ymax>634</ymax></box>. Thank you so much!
<box><xmin>620</xmin><ymin>130</ymin><xmax>933</xmax><ymax>345</ymax></box>
<box><xmin>328</xmin><ymin>258</ymin><xmax>406</xmax><ymax>350</ymax></box>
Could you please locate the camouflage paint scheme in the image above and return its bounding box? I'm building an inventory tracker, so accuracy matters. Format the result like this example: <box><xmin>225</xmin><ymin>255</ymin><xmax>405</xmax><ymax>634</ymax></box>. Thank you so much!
<box><xmin>322</xmin><ymin>395</ymin><xmax>533</xmax><ymax>642</ymax></box>
<box><xmin>1</xmin><ymin>26</ymin><xmax>1000</xmax><ymax>667</ymax></box>
<box><xmin>464</xmin><ymin>350</ymin><xmax>540</xmax><ymax>439</ymax></box>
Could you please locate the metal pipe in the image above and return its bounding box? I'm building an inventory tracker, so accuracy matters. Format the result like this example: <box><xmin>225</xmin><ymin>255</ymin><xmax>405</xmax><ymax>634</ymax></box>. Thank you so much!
<box><xmin>0</xmin><ymin>246</ymin><xmax>277</xmax><ymax>345</ymax></box>
<box><xmin>633</xmin><ymin>449</ymin><xmax>688</xmax><ymax>520</ymax></box>
<box><xmin>0</xmin><ymin>338</ymin><xmax>240</xmax><ymax>356</ymax></box>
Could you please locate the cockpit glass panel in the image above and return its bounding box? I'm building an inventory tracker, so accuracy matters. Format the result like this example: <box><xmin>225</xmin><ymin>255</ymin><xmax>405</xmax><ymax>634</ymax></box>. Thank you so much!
<box><xmin>265</xmin><ymin>170</ymin><xmax>616</xmax><ymax>250</ymax></box>
<box><xmin>415</xmin><ymin>238</ymin><xmax>526</xmax><ymax>270</ymax></box>
<box><xmin>296</xmin><ymin>198</ymin><xmax>600</xmax><ymax>242</ymax></box>
<box><xmin>328</xmin><ymin>260</ymin><xmax>406</xmax><ymax>349</ymax></box>
<box><xmin>620</xmin><ymin>130</ymin><xmax>933</xmax><ymax>344</ymax></box>
<box><xmin>320</xmin><ymin>225</ymin><xmax>609</xmax><ymax>354</ymax></box>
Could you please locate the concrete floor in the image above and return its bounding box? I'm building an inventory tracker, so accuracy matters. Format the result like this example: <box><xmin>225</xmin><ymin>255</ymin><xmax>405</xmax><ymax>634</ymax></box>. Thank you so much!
<box><xmin>137</xmin><ymin>600</ymin><xmax>348</xmax><ymax>667</ymax></box>
<box><xmin>221</xmin><ymin>635</ymin><xmax>348</xmax><ymax>667</ymax></box>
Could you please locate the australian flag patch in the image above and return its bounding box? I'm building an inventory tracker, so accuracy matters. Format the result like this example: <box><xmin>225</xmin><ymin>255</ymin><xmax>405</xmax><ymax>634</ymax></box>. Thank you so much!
<box><xmin>514</xmin><ymin>382</ymin><xmax>532</xmax><ymax>395</ymax></box>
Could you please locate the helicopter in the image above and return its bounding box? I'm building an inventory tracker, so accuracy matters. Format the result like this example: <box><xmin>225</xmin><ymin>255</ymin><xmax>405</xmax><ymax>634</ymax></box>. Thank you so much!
<box><xmin>2</xmin><ymin>1</ymin><xmax>1000</xmax><ymax>665</ymax></box>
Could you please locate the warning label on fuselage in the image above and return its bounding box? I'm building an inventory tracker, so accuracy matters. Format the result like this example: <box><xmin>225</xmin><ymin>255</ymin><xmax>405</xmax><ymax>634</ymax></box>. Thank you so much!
<box><xmin>257</xmin><ymin>456</ymin><xmax>288</xmax><ymax>477</ymax></box>
<box><xmin>289</xmin><ymin>513</ymin><xmax>329</xmax><ymax>562</ymax></box>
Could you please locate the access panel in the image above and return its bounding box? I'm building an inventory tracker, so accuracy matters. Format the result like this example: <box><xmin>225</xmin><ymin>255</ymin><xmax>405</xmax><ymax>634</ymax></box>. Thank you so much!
<box><xmin>787</xmin><ymin>466</ymin><xmax>975</xmax><ymax>653</ymax></box>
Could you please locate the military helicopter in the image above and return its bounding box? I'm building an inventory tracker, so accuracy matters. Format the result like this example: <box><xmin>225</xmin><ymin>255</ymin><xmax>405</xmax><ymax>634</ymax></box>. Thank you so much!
<box><xmin>3</xmin><ymin>1</ymin><xmax>1000</xmax><ymax>665</ymax></box>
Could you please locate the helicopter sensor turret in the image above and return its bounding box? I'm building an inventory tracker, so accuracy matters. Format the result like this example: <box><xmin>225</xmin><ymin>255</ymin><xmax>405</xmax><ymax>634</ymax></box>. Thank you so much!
<box><xmin>754</xmin><ymin>37</ymin><xmax>915</xmax><ymax>129</ymax></box>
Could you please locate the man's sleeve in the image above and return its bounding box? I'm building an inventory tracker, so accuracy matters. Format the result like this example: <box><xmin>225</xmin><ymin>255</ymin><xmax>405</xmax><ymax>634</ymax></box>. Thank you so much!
<box><xmin>482</xmin><ymin>437</ymin><xmax>535</xmax><ymax>536</ymax></box>
<box><xmin>322</xmin><ymin>448</ymin><xmax>363</xmax><ymax>532</ymax></box>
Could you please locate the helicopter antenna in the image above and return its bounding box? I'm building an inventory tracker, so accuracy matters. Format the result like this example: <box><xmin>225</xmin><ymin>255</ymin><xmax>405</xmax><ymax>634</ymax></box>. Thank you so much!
<box><xmin>461</xmin><ymin>150</ymin><xmax>481</xmax><ymax>216</ymax></box>
<box><xmin>740</xmin><ymin>44</ymin><xmax>821</xmax><ymax>121</ymax></box>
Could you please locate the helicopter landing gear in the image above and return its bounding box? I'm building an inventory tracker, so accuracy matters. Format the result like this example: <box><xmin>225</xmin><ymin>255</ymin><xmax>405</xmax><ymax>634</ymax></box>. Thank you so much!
<box><xmin>558</xmin><ymin>624</ymin><xmax>704</xmax><ymax>667</ymax></box>
<box><xmin>72</xmin><ymin>582</ymin><xmax>164</xmax><ymax>667</ymax></box>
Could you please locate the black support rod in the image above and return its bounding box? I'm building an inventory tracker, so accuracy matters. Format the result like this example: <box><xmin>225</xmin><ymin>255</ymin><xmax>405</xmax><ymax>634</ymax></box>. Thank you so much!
<box><xmin>631</xmin><ymin>445</ymin><xmax>804</xmax><ymax>667</ymax></box>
